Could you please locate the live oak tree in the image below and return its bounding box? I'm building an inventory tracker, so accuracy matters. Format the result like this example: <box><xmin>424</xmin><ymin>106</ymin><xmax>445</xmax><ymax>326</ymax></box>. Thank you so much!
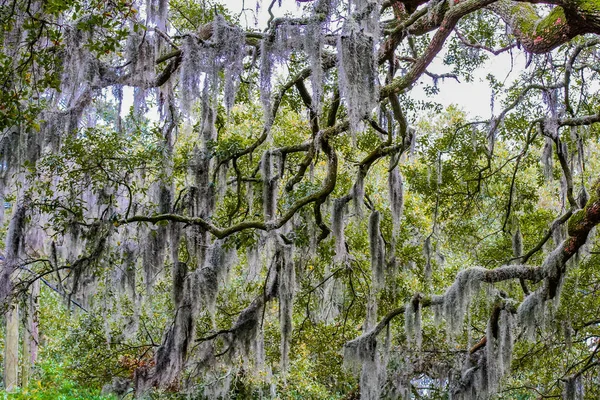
<box><xmin>1</xmin><ymin>0</ymin><xmax>600</xmax><ymax>398</ymax></box>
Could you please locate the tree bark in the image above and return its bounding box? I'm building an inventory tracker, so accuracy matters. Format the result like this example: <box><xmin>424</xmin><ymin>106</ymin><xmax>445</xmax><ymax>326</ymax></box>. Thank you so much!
<box><xmin>489</xmin><ymin>0</ymin><xmax>600</xmax><ymax>53</ymax></box>
<box><xmin>21</xmin><ymin>280</ymin><xmax>40</xmax><ymax>388</ymax></box>
<box><xmin>4</xmin><ymin>303</ymin><xmax>19</xmax><ymax>392</ymax></box>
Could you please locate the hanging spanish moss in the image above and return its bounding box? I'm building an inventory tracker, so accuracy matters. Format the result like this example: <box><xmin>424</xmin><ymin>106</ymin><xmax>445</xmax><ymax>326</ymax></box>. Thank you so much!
<box><xmin>262</xmin><ymin>150</ymin><xmax>278</xmax><ymax>221</ymax></box>
<box><xmin>360</xmin><ymin>355</ymin><xmax>380</xmax><ymax>400</ymax></box>
<box><xmin>354</xmin><ymin>172</ymin><xmax>365</xmax><ymax>217</ymax></box>
<box><xmin>443</xmin><ymin>268</ymin><xmax>486</xmax><ymax>338</ymax></box>
<box><xmin>212</xmin><ymin>15</ymin><xmax>246</xmax><ymax>112</ymax></box>
<box><xmin>570</xmin><ymin>126</ymin><xmax>585</xmax><ymax>175</ymax></box>
<box><xmin>137</xmin><ymin>239</ymin><xmax>236</xmax><ymax>391</ymax></box>
<box><xmin>365</xmin><ymin>291</ymin><xmax>378</xmax><ymax>331</ymax></box>
<box><xmin>451</xmin><ymin>349</ymin><xmax>487</xmax><ymax>399</ymax></box>
<box><xmin>172</xmin><ymin>260</ymin><xmax>188</xmax><ymax>308</ymax></box>
<box><xmin>541</xmin><ymin>137</ymin><xmax>554</xmax><ymax>180</ymax></box>
<box><xmin>319</xmin><ymin>264</ymin><xmax>343</xmax><ymax>323</ymax></box>
<box><xmin>180</xmin><ymin>35</ymin><xmax>203</xmax><ymax>114</ymax></box>
<box><xmin>343</xmin><ymin>331</ymin><xmax>377</xmax><ymax>374</ymax></box>
<box><xmin>142</xmin><ymin>184</ymin><xmax>171</xmax><ymax>292</ymax></box>
<box><xmin>388</xmin><ymin>163</ymin><xmax>404</xmax><ymax>236</ymax></box>
<box><xmin>337</xmin><ymin>19</ymin><xmax>378</xmax><ymax>136</ymax></box>
<box><xmin>179</xmin><ymin>15</ymin><xmax>246</xmax><ymax>114</ymax></box>
<box><xmin>517</xmin><ymin>290</ymin><xmax>544</xmax><ymax>341</ymax></box>
<box><xmin>305</xmin><ymin>20</ymin><xmax>324</xmax><ymax>113</ymax></box>
<box><xmin>512</xmin><ymin>226</ymin><xmax>523</xmax><ymax>259</ymax></box>
<box><xmin>186</xmin><ymin>141</ymin><xmax>215</xmax><ymax>266</ymax></box>
<box><xmin>0</xmin><ymin>203</ymin><xmax>27</xmax><ymax>303</ymax></box>
<box><xmin>246</xmin><ymin>245</ymin><xmax>261</xmax><ymax>282</ymax></box>
<box><xmin>404</xmin><ymin>297</ymin><xmax>422</xmax><ymax>350</ymax></box>
<box><xmin>578</xmin><ymin>186</ymin><xmax>589</xmax><ymax>209</ymax></box>
<box><xmin>563</xmin><ymin>317</ymin><xmax>573</xmax><ymax>350</ymax></box>
<box><xmin>142</xmin><ymin>227</ymin><xmax>167</xmax><ymax>293</ymax></box>
<box><xmin>67</xmin><ymin>222</ymin><xmax>111</xmax><ymax>304</ymax></box>
<box><xmin>369</xmin><ymin>210</ymin><xmax>385</xmax><ymax>290</ymax></box>
<box><xmin>278</xmin><ymin>241</ymin><xmax>295</xmax><ymax>373</ymax></box>
<box><xmin>423</xmin><ymin>236</ymin><xmax>432</xmax><ymax>282</ymax></box>
<box><xmin>228</xmin><ymin>260</ymin><xmax>279</xmax><ymax>360</ymax></box>
<box><xmin>246</xmin><ymin>180</ymin><xmax>255</xmax><ymax>215</ymax></box>
<box><xmin>432</xmin><ymin>295</ymin><xmax>444</xmax><ymax>326</ymax></box>
<box><xmin>332</xmin><ymin>198</ymin><xmax>347</xmax><ymax>263</ymax></box>
<box><xmin>487</xmin><ymin>119</ymin><xmax>497</xmax><ymax>155</ymax></box>
<box><xmin>259</xmin><ymin>19</ymin><xmax>307</xmax><ymax>131</ymax></box>
<box><xmin>61</xmin><ymin>25</ymin><xmax>95</xmax><ymax>99</ymax></box>
<box><xmin>351</xmin><ymin>0</ymin><xmax>380</xmax><ymax>37</ymax></box>
<box><xmin>217</xmin><ymin>162</ymin><xmax>229</xmax><ymax>202</ymax></box>
<box><xmin>344</xmin><ymin>293</ymin><xmax>387</xmax><ymax>400</ymax></box>
<box><xmin>260</xmin><ymin>36</ymin><xmax>275</xmax><ymax>129</ymax></box>
<box><xmin>121</xmin><ymin>239</ymin><xmax>138</xmax><ymax>298</ymax></box>
<box><xmin>408</xmin><ymin>127</ymin><xmax>417</xmax><ymax>159</ymax></box>
<box><xmin>437</xmin><ymin>154</ymin><xmax>443</xmax><ymax>185</ymax></box>
<box><xmin>201</xmin><ymin>240</ymin><xmax>238</xmax><ymax>319</ymax></box>
<box><xmin>485</xmin><ymin>307</ymin><xmax>515</xmax><ymax>395</ymax></box>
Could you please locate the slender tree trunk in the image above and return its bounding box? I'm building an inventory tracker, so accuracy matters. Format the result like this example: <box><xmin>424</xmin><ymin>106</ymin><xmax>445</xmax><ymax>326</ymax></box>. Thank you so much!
<box><xmin>21</xmin><ymin>280</ymin><xmax>39</xmax><ymax>388</ymax></box>
<box><xmin>21</xmin><ymin>317</ymin><xmax>29</xmax><ymax>389</ymax></box>
<box><xmin>4</xmin><ymin>303</ymin><xmax>19</xmax><ymax>392</ymax></box>
<box><xmin>29</xmin><ymin>280</ymin><xmax>40</xmax><ymax>365</ymax></box>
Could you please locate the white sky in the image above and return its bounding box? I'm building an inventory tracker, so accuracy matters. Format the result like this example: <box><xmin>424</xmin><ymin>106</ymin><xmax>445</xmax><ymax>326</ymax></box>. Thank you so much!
<box><xmin>122</xmin><ymin>1</ymin><xmax>526</xmax><ymax>122</ymax></box>
<box><xmin>220</xmin><ymin>0</ymin><xmax>527</xmax><ymax>120</ymax></box>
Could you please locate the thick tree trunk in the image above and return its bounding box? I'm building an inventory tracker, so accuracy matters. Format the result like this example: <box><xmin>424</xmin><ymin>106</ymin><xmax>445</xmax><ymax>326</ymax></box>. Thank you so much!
<box><xmin>489</xmin><ymin>0</ymin><xmax>600</xmax><ymax>53</ymax></box>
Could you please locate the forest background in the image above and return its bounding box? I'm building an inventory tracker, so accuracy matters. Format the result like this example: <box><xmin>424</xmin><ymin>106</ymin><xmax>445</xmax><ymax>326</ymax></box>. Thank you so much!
<box><xmin>1</xmin><ymin>0</ymin><xmax>600</xmax><ymax>398</ymax></box>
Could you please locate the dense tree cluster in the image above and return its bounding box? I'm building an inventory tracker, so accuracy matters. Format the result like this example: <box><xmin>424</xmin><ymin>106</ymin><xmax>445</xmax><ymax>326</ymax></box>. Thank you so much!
<box><xmin>1</xmin><ymin>0</ymin><xmax>600</xmax><ymax>398</ymax></box>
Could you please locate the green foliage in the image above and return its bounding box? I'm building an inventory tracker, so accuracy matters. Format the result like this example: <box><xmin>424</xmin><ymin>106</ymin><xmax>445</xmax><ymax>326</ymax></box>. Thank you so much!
<box><xmin>2</xmin><ymin>0</ymin><xmax>600</xmax><ymax>398</ymax></box>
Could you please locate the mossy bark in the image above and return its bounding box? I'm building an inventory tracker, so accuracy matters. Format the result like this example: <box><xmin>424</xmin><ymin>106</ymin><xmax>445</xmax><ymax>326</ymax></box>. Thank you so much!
<box><xmin>489</xmin><ymin>0</ymin><xmax>600</xmax><ymax>53</ymax></box>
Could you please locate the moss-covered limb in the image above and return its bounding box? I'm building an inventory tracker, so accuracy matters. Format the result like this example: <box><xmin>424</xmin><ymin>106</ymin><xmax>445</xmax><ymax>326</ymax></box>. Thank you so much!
<box><xmin>379</xmin><ymin>5</ymin><xmax>433</xmax><ymax>61</ymax></box>
<box><xmin>454</xmin><ymin>27</ymin><xmax>517</xmax><ymax>55</ymax></box>
<box><xmin>517</xmin><ymin>179</ymin><xmax>600</xmax><ymax>322</ymax></box>
<box><xmin>269</xmin><ymin>137</ymin><xmax>338</xmax><ymax>230</ymax></box>
<box><xmin>346</xmin><ymin>294</ymin><xmax>441</xmax><ymax>348</ymax></box>
<box><xmin>470</xmin><ymin>336</ymin><xmax>488</xmax><ymax>354</ymax></box>
<box><xmin>120</xmin><ymin>128</ymin><xmax>339</xmax><ymax>239</ymax></box>
<box><xmin>119</xmin><ymin>213</ymin><xmax>265</xmax><ymax>239</ymax></box>
<box><xmin>517</xmin><ymin>209</ymin><xmax>574</xmax><ymax>264</ymax></box>
<box><xmin>558</xmin><ymin>112</ymin><xmax>600</xmax><ymax>127</ymax></box>
<box><xmin>381</xmin><ymin>0</ymin><xmax>497</xmax><ymax>97</ymax></box>
<box><xmin>388</xmin><ymin>92</ymin><xmax>408</xmax><ymax>144</ymax></box>
<box><xmin>154</xmin><ymin>24</ymin><xmax>265</xmax><ymax>65</ymax></box>
<box><xmin>326</xmin><ymin>87</ymin><xmax>341</xmax><ymax>129</ymax></box>
<box><xmin>121</xmin><ymin>64</ymin><xmax>343</xmax><ymax>240</ymax></box>
<box><xmin>195</xmin><ymin>286</ymin><xmax>277</xmax><ymax>344</ymax></box>
<box><xmin>153</xmin><ymin>53</ymin><xmax>183</xmax><ymax>88</ymax></box>
<box><xmin>489</xmin><ymin>0</ymin><xmax>600</xmax><ymax>54</ymax></box>
<box><xmin>285</xmin><ymin>81</ymin><xmax>318</xmax><ymax>193</ymax></box>
<box><xmin>218</xmin><ymin>54</ymin><xmax>337</xmax><ymax>167</ymax></box>
<box><xmin>313</xmin><ymin>200</ymin><xmax>331</xmax><ymax>242</ymax></box>
<box><xmin>348</xmin><ymin>260</ymin><xmax>548</xmax><ymax>354</ymax></box>
<box><xmin>502</xmin><ymin>123</ymin><xmax>538</xmax><ymax>233</ymax></box>
<box><xmin>555</xmin><ymin>137</ymin><xmax>578</xmax><ymax>208</ymax></box>
<box><xmin>563</xmin><ymin>39</ymin><xmax>600</xmax><ymax>115</ymax></box>
<box><xmin>565</xmin><ymin>180</ymin><xmax>600</xmax><ymax>251</ymax></box>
